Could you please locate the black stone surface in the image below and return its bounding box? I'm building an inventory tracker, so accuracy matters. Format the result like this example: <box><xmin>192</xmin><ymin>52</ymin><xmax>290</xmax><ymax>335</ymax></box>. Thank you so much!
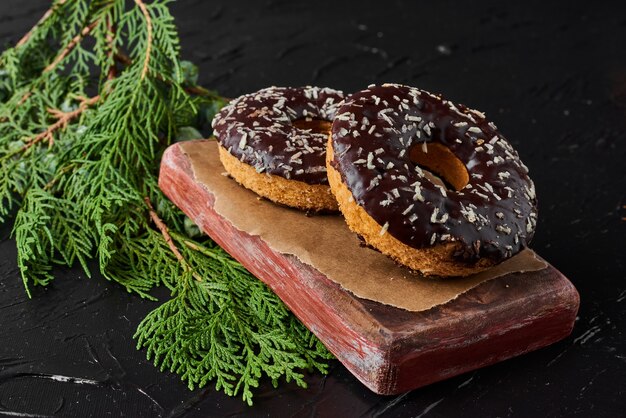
<box><xmin>1</xmin><ymin>1</ymin><xmax>625</xmax><ymax>417</ymax></box>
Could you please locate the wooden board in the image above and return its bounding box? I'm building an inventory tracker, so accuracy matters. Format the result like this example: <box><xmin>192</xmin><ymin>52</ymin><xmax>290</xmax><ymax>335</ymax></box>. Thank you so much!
<box><xmin>158</xmin><ymin>141</ymin><xmax>580</xmax><ymax>395</ymax></box>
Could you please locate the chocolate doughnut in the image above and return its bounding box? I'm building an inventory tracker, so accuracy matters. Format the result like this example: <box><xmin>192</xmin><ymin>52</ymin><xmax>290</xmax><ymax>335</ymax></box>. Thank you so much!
<box><xmin>212</xmin><ymin>86</ymin><xmax>344</xmax><ymax>211</ymax></box>
<box><xmin>327</xmin><ymin>84</ymin><xmax>537</xmax><ymax>277</ymax></box>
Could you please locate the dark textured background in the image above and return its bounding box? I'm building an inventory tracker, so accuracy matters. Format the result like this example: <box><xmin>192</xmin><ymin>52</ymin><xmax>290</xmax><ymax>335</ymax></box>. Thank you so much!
<box><xmin>1</xmin><ymin>1</ymin><xmax>625</xmax><ymax>417</ymax></box>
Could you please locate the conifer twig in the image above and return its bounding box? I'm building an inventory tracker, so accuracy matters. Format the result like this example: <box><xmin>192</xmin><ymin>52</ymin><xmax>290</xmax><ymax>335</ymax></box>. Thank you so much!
<box><xmin>106</xmin><ymin>16</ymin><xmax>117</xmax><ymax>80</ymax></box>
<box><xmin>113</xmin><ymin>52</ymin><xmax>217</xmax><ymax>97</ymax></box>
<box><xmin>44</xmin><ymin>163</ymin><xmax>76</xmax><ymax>191</ymax></box>
<box><xmin>44</xmin><ymin>20</ymin><xmax>99</xmax><ymax>73</ymax></box>
<box><xmin>174</xmin><ymin>233</ymin><xmax>241</xmax><ymax>267</ymax></box>
<box><xmin>17</xmin><ymin>92</ymin><xmax>32</xmax><ymax>107</ymax></box>
<box><xmin>114</xmin><ymin>52</ymin><xmax>133</xmax><ymax>66</ymax></box>
<box><xmin>144</xmin><ymin>197</ymin><xmax>203</xmax><ymax>281</ymax></box>
<box><xmin>15</xmin><ymin>0</ymin><xmax>67</xmax><ymax>48</ymax></box>
<box><xmin>134</xmin><ymin>0</ymin><xmax>153</xmax><ymax>81</ymax></box>
<box><xmin>23</xmin><ymin>95</ymin><xmax>99</xmax><ymax>150</ymax></box>
<box><xmin>185</xmin><ymin>84</ymin><xmax>220</xmax><ymax>97</ymax></box>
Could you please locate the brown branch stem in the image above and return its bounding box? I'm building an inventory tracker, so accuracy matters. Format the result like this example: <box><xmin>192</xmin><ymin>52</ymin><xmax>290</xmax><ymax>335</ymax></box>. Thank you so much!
<box><xmin>17</xmin><ymin>91</ymin><xmax>32</xmax><ymax>107</ymax></box>
<box><xmin>144</xmin><ymin>197</ymin><xmax>202</xmax><ymax>281</ymax></box>
<box><xmin>43</xmin><ymin>20</ymin><xmax>98</xmax><ymax>74</ymax></box>
<box><xmin>23</xmin><ymin>95</ymin><xmax>99</xmax><ymax>151</ymax></box>
<box><xmin>114</xmin><ymin>52</ymin><xmax>132</xmax><ymax>66</ymax></box>
<box><xmin>44</xmin><ymin>163</ymin><xmax>76</xmax><ymax>191</ymax></box>
<box><xmin>184</xmin><ymin>84</ymin><xmax>219</xmax><ymax>97</ymax></box>
<box><xmin>134</xmin><ymin>0</ymin><xmax>153</xmax><ymax>81</ymax></box>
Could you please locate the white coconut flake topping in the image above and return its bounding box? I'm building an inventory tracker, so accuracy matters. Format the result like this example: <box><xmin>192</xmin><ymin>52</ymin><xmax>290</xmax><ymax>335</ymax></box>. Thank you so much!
<box><xmin>238</xmin><ymin>132</ymin><xmax>248</xmax><ymax>149</ymax></box>
<box><xmin>402</xmin><ymin>204</ymin><xmax>414</xmax><ymax>215</ymax></box>
<box><xmin>430</xmin><ymin>208</ymin><xmax>449</xmax><ymax>224</ymax></box>
<box><xmin>496</xmin><ymin>225</ymin><xmax>512</xmax><ymax>235</ymax></box>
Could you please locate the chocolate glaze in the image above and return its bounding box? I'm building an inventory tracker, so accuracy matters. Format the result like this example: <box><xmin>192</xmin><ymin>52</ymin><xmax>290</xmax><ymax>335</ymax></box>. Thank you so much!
<box><xmin>212</xmin><ymin>86</ymin><xmax>344</xmax><ymax>185</ymax></box>
<box><xmin>330</xmin><ymin>84</ymin><xmax>538</xmax><ymax>263</ymax></box>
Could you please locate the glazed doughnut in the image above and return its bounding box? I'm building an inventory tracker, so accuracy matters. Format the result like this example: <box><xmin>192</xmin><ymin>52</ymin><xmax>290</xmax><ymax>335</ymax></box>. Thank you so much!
<box><xmin>212</xmin><ymin>86</ymin><xmax>344</xmax><ymax>211</ymax></box>
<box><xmin>327</xmin><ymin>84</ymin><xmax>537</xmax><ymax>277</ymax></box>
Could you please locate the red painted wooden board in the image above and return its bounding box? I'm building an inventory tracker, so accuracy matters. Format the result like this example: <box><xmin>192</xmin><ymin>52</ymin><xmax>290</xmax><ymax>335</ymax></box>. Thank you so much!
<box><xmin>158</xmin><ymin>141</ymin><xmax>580</xmax><ymax>395</ymax></box>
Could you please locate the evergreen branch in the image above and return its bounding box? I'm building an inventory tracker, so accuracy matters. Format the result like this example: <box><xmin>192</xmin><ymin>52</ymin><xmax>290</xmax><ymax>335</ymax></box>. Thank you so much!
<box><xmin>173</xmin><ymin>232</ymin><xmax>241</xmax><ymax>268</ymax></box>
<box><xmin>114</xmin><ymin>51</ymin><xmax>219</xmax><ymax>99</ymax></box>
<box><xmin>134</xmin><ymin>234</ymin><xmax>333</xmax><ymax>405</ymax></box>
<box><xmin>44</xmin><ymin>20</ymin><xmax>99</xmax><ymax>73</ymax></box>
<box><xmin>17</xmin><ymin>91</ymin><xmax>32</xmax><ymax>107</ymax></box>
<box><xmin>144</xmin><ymin>196</ymin><xmax>203</xmax><ymax>282</ymax></box>
<box><xmin>185</xmin><ymin>84</ymin><xmax>222</xmax><ymax>99</ymax></box>
<box><xmin>24</xmin><ymin>95</ymin><xmax>99</xmax><ymax>151</ymax></box>
<box><xmin>15</xmin><ymin>0</ymin><xmax>67</xmax><ymax>48</ymax></box>
<box><xmin>44</xmin><ymin>163</ymin><xmax>76</xmax><ymax>191</ymax></box>
<box><xmin>0</xmin><ymin>0</ymin><xmax>334</xmax><ymax>404</ymax></box>
<box><xmin>106</xmin><ymin>16</ymin><xmax>117</xmax><ymax>81</ymax></box>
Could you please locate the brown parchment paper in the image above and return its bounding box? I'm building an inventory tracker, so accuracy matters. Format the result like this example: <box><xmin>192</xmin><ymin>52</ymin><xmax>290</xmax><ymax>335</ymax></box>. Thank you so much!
<box><xmin>180</xmin><ymin>140</ymin><xmax>547</xmax><ymax>312</ymax></box>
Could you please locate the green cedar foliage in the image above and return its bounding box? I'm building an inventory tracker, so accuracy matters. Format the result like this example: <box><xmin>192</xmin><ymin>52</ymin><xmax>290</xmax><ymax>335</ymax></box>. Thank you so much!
<box><xmin>0</xmin><ymin>0</ymin><xmax>332</xmax><ymax>405</ymax></box>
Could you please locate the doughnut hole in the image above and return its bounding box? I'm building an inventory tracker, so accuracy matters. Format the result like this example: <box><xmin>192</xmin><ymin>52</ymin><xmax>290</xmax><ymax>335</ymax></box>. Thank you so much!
<box><xmin>409</xmin><ymin>142</ymin><xmax>469</xmax><ymax>191</ymax></box>
<box><xmin>293</xmin><ymin>118</ymin><xmax>332</xmax><ymax>136</ymax></box>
